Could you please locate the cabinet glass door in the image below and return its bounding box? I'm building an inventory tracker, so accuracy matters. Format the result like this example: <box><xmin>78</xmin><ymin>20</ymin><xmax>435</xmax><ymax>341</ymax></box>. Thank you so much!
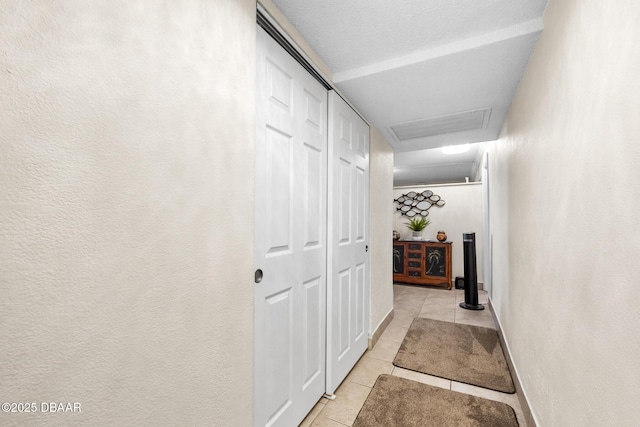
<box><xmin>425</xmin><ymin>246</ymin><xmax>447</xmax><ymax>277</ymax></box>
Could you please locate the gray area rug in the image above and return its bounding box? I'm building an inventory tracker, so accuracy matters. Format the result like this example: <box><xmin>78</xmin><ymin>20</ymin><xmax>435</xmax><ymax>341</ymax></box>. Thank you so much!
<box><xmin>353</xmin><ymin>375</ymin><xmax>518</xmax><ymax>427</ymax></box>
<box><xmin>393</xmin><ymin>318</ymin><xmax>515</xmax><ymax>393</ymax></box>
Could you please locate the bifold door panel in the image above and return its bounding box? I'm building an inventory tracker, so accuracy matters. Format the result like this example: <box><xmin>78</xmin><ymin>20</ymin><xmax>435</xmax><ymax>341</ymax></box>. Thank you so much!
<box><xmin>254</xmin><ymin>27</ymin><xmax>328</xmax><ymax>427</ymax></box>
<box><xmin>255</xmin><ymin>25</ymin><xmax>370</xmax><ymax>427</ymax></box>
<box><xmin>326</xmin><ymin>91</ymin><xmax>370</xmax><ymax>395</ymax></box>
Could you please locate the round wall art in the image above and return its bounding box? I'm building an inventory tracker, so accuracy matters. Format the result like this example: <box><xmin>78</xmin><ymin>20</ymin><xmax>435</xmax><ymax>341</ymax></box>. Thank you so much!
<box><xmin>394</xmin><ymin>190</ymin><xmax>446</xmax><ymax>217</ymax></box>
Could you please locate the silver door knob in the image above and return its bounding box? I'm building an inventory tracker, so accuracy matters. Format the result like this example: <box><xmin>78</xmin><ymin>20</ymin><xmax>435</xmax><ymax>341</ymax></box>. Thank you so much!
<box><xmin>255</xmin><ymin>269</ymin><xmax>264</xmax><ymax>283</ymax></box>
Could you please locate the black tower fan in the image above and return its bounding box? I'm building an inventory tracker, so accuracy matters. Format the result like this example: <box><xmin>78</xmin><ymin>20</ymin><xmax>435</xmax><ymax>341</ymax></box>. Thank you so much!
<box><xmin>459</xmin><ymin>232</ymin><xmax>484</xmax><ymax>310</ymax></box>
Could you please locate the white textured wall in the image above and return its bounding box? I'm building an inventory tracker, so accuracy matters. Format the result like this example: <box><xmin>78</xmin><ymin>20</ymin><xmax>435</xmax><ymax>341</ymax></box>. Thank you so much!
<box><xmin>0</xmin><ymin>1</ymin><xmax>255</xmax><ymax>426</ymax></box>
<box><xmin>393</xmin><ymin>184</ymin><xmax>483</xmax><ymax>283</ymax></box>
<box><xmin>487</xmin><ymin>0</ymin><xmax>640</xmax><ymax>425</ymax></box>
<box><xmin>369</xmin><ymin>127</ymin><xmax>394</xmax><ymax>333</ymax></box>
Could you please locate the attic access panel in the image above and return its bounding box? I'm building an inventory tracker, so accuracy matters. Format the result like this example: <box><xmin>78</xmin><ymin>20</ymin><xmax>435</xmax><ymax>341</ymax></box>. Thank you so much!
<box><xmin>388</xmin><ymin>108</ymin><xmax>491</xmax><ymax>141</ymax></box>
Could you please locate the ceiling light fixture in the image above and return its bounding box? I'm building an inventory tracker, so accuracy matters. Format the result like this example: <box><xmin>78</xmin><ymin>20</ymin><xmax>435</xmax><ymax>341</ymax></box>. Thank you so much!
<box><xmin>441</xmin><ymin>144</ymin><xmax>470</xmax><ymax>155</ymax></box>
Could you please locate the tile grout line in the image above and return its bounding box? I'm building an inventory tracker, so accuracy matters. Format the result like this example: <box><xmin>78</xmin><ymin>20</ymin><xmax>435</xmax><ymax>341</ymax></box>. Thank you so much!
<box><xmin>315</xmin><ymin>286</ymin><xmax>510</xmax><ymax>427</ymax></box>
<box><xmin>453</xmin><ymin>290</ymin><xmax>457</xmax><ymax>324</ymax></box>
<box><xmin>450</xmin><ymin>291</ymin><xmax>455</xmax><ymax>390</ymax></box>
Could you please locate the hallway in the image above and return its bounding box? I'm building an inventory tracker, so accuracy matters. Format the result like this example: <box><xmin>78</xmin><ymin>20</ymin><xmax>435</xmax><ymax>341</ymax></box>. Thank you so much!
<box><xmin>301</xmin><ymin>284</ymin><xmax>527</xmax><ymax>426</ymax></box>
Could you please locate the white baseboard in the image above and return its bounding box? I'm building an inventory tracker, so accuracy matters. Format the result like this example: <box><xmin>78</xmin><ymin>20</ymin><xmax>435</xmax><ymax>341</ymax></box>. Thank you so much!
<box><xmin>368</xmin><ymin>308</ymin><xmax>394</xmax><ymax>349</ymax></box>
<box><xmin>488</xmin><ymin>297</ymin><xmax>538</xmax><ymax>427</ymax></box>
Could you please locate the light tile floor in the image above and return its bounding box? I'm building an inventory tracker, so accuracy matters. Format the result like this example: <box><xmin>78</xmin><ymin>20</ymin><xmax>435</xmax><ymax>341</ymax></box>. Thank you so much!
<box><xmin>300</xmin><ymin>284</ymin><xmax>528</xmax><ymax>427</ymax></box>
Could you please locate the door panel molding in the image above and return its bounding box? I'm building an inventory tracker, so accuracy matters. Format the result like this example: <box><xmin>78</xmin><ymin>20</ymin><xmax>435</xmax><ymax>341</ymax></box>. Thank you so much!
<box><xmin>326</xmin><ymin>91</ymin><xmax>370</xmax><ymax>395</ymax></box>
<box><xmin>255</xmin><ymin>27</ymin><xmax>328</xmax><ymax>427</ymax></box>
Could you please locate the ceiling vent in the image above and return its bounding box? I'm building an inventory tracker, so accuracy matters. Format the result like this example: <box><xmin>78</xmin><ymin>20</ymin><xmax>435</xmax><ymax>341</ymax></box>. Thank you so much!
<box><xmin>388</xmin><ymin>108</ymin><xmax>491</xmax><ymax>141</ymax></box>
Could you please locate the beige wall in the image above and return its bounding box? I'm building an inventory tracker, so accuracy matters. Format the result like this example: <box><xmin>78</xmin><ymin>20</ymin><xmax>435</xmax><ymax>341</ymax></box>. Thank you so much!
<box><xmin>0</xmin><ymin>1</ymin><xmax>255</xmax><ymax>426</ymax></box>
<box><xmin>1</xmin><ymin>1</ymin><xmax>396</xmax><ymax>426</ymax></box>
<box><xmin>369</xmin><ymin>127</ymin><xmax>395</xmax><ymax>333</ymax></box>
<box><xmin>393</xmin><ymin>184</ymin><xmax>483</xmax><ymax>283</ymax></box>
<box><xmin>487</xmin><ymin>0</ymin><xmax>640</xmax><ymax>425</ymax></box>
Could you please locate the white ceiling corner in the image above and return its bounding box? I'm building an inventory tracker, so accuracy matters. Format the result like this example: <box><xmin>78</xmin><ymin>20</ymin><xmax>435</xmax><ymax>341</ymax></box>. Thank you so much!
<box><xmin>272</xmin><ymin>0</ymin><xmax>548</xmax><ymax>185</ymax></box>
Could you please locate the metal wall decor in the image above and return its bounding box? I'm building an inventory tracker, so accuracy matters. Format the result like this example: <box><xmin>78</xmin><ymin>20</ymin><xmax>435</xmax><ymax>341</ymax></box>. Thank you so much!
<box><xmin>394</xmin><ymin>190</ymin><xmax>445</xmax><ymax>217</ymax></box>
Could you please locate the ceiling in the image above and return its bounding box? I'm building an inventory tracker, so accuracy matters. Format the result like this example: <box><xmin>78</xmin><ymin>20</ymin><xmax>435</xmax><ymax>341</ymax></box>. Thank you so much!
<box><xmin>270</xmin><ymin>0</ymin><xmax>548</xmax><ymax>186</ymax></box>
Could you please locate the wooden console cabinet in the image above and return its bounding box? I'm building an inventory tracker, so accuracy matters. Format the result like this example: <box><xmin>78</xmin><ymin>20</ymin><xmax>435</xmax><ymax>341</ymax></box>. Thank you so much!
<box><xmin>393</xmin><ymin>241</ymin><xmax>452</xmax><ymax>289</ymax></box>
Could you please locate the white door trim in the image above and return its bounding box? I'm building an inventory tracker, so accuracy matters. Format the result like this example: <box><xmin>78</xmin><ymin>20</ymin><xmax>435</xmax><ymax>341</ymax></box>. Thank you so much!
<box><xmin>482</xmin><ymin>151</ymin><xmax>492</xmax><ymax>295</ymax></box>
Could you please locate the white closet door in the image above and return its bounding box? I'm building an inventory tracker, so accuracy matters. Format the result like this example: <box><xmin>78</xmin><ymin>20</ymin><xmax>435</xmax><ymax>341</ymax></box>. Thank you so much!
<box><xmin>254</xmin><ymin>27</ymin><xmax>328</xmax><ymax>427</ymax></box>
<box><xmin>326</xmin><ymin>91</ymin><xmax>370</xmax><ymax>394</ymax></box>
